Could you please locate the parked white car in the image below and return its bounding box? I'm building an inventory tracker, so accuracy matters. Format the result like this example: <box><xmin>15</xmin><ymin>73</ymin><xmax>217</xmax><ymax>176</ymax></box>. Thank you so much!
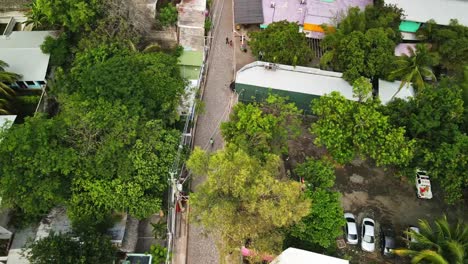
<box><xmin>361</xmin><ymin>218</ymin><xmax>375</xmax><ymax>252</ymax></box>
<box><xmin>416</xmin><ymin>170</ymin><xmax>433</xmax><ymax>199</ymax></box>
<box><xmin>406</xmin><ymin>225</ymin><xmax>420</xmax><ymax>247</ymax></box>
<box><xmin>344</xmin><ymin>213</ymin><xmax>358</xmax><ymax>245</ymax></box>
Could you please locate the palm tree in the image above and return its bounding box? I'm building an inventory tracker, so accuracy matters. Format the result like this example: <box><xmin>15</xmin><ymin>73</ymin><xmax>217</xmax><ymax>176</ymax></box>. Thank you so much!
<box><xmin>394</xmin><ymin>215</ymin><xmax>468</xmax><ymax>264</ymax></box>
<box><xmin>0</xmin><ymin>60</ymin><xmax>21</xmax><ymax>114</ymax></box>
<box><xmin>24</xmin><ymin>2</ymin><xmax>48</xmax><ymax>30</ymax></box>
<box><xmin>390</xmin><ymin>43</ymin><xmax>437</xmax><ymax>92</ymax></box>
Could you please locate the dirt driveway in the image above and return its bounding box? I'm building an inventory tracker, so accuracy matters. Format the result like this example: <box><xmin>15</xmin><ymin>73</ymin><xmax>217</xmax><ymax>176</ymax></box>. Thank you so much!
<box><xmin>287</xmin><ymin>117</ymin><xmax>467</xmax><ymax>263</ymax></box>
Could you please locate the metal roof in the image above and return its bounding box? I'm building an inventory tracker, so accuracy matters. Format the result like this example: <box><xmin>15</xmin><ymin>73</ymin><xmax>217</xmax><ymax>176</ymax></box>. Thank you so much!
<box><xmin>236</xmin><ymin>61</ymin><xmax>414</xmax><ymax>105</ymax></box>
<box><xmin>234</xmin><ymin>0</ymin><xmax>264</xmax><ymax>25</ymax></box>
<box><xmin>271</xmin><ymin>248</ymin><xmax>349</xmax><ymax>264</ymax></box>
<box><xmin>0</xmin><ymin>31</ymin><xmax>53</xmax><ymax>81</ymax></box>
<box><xmin>385</xmin><ymin>0</ymin><xmax>468</xmax><ymax>26</ymax></box>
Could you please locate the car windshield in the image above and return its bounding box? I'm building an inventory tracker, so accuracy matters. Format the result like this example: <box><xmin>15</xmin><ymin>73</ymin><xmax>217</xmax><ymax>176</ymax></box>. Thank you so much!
<box><xmin>346</xmin><ymin>217</ymin><xmax>355</xmax><ymax>223</ymax></box>
<box><xmin>364</xmin><ymin>221</ymin><xmax>374</xmax><ymax>226</ymax></box>
<box><xmin>363</xmin><ymin>235</ymin><xmax>374</xmax><ymax>243</ymax></box>
<box><xmin>349</xmin><ymin>234</ymin><xmax>357</xmax><ymax>240</ymax></box>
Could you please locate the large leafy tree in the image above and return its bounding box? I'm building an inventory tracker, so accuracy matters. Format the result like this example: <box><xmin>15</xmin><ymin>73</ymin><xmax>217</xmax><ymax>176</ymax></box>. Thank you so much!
<box><xmin>0</xmin><ymin>114</ymin><xmax>77</xmax><ymax>220</ymax></box>
<box><xmin>321</xmin><ymin>3</ymin><xmax>401</xmax><ymax>91</ymax></box>
<box><xmin>395</xmin><ymin>215</ymin><xmax>468</xmax><ymax>264</ymax></box>
<box><xmin>27</xmin><ymin>0</ymin><xmax>101</xmax><ymax>31</ymax></box>
<box><xmin>69</xmin><ymin>53</ymin><xmax>185</xmax><ymax>121</ymax></box>
<box><xmin>383</xmin><ymin>81</ymin><xmax>466</xmax><ymax>203</ymax></box>
<box><xmin>289</xmin><ymin>158</ymin><xmax>344</xmax><ymax>249</ymax></box>
<box><xmin>57</xmin><ymin>97</ymin><xmax>180</xmax><ymax>222</ymax></box>
<box><xmin>187</xmin><ymin>146</ymin><xmax>310</xmax><ymax>258</ymax></box>
<box><xmin>159</xmin><ymin>3</ymin><xmax>178</xmax><ymax>27</ymax></box>
<box><xmin>221</xmin><ymin>95</ymin><xmax>301</xmax><ymax>157</ymax></box>
<box><xmin>418</xmin><ymin>20</ymin><xmax>468</xmax><ymax>77</ymax></box>
<box><xmin>311</xmin><ymin>91</ymin><xmax>414</xmax><ymax>166</ymax></box>
<box><xmin>248</xmin><ymin>21</ymin><xmax>313</xmax><ymax>66</ymax></box>
<box><xmin>322</xmin><ymin>25</ymin><xmax>395</xmax><ymax>90</ymax></box>
<box><xmin>390</xmin><ymin>44</ymin><xmax>438</xmax><ymax>91</ymax></box>
<box><xmin>25</xmin><ymin>231</ymin><xmax>117</xmax><ymax>264</ymax></box>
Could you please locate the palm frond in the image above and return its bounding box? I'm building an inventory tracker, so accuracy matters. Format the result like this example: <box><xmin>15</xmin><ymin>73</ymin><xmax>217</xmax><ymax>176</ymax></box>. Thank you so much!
<box><xmin>446</xmin><ymin>240</ymin><xmax>465</xmax><ymax>263</ymax></box>
<box><xmin>411</xmin><ymin>250</ymin><xmax>449</xmax><ymax>264</ymax></box>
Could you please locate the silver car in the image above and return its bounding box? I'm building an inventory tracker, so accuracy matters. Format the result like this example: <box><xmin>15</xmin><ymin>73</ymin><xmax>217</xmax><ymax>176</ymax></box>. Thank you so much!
<box><xmin>361</xmin><ymin>218</ymin><xmax>375</xmax><ymax>252</ymax></box>
<box><xmin>344</xmin><ymin>213</ymin><xmax>358</xmax><ymax>244</ymax></box>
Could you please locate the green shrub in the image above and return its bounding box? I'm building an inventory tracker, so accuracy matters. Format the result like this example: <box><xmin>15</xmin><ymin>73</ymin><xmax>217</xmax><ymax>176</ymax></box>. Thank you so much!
<box><xmin>159</xmin><ymin>4</ymin><xmax>178</xmax><ymax>27</ymax></box>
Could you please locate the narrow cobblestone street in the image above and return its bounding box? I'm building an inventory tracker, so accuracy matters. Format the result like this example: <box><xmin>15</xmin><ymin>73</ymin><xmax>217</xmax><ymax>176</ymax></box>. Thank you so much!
<box><xmin>186</xmin><ymin>0</ymin><xmax>235</xmax><ymax>262</ymax></box>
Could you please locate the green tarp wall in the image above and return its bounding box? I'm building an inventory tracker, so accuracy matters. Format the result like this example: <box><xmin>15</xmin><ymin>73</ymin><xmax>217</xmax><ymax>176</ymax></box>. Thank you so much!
<box><xmin>235</xmin><ymin>83</ymin><xmax>320</xmax><ymax>114</ymax></box>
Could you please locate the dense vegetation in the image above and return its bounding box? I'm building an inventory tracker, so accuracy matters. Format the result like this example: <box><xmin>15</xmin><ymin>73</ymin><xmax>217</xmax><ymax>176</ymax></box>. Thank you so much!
<box><xmin>317</xmin><ymin>0</ymin><xmax>468</xmax><ymax>204</ymax></box>
<box><xmin>248</xmin><ymin>21</ymin><xmax>313</xmax><ymax>66</ymax></box>
<box><xmin>0</xmin><ymin>0</ymin><xmax>185</xmax><ymax>254</ymax></box>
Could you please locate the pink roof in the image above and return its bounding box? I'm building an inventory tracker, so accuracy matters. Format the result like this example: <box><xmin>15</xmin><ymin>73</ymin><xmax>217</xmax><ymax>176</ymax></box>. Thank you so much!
<box><xmin>394</xmin><ymin>43</ymin><xmax>416</xmax><ymax>56</ymax></box>
<box><xmin>262</xmin><ymin>0</ymin><xmax>372</xmax><ymax>26</ymax></box>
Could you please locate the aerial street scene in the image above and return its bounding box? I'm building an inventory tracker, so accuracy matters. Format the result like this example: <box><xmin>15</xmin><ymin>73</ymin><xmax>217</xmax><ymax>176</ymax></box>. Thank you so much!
<box><xmin>0</xmin><ymin>0</ymin><xmax>467</xmax><ymax>263</ymax></box>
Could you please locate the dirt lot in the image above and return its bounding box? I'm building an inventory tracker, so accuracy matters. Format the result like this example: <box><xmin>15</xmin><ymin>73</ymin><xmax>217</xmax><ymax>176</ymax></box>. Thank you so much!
<box><xmin>287</xmin><ymin>117</ymin><xmax>468</xmax><ymax>263</ymax></box>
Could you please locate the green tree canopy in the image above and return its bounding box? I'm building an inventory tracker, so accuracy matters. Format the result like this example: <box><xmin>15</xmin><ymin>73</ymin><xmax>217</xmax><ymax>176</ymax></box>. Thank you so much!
<box><xmin>311</xmin><ymin>92</ymin><xmax>414</xmax><ymax>166</ymax></box>
<box><xmin>187</xmin><ymin>146</ymin><xmax>310</xmax><ymax>258</ymax></box>
<box><xmin>418</xmin><ymin>20</ymin><xmax>468</xmax><ymax>76</ymax></box>
<box><xmin>67</xmin><ymin>52</ymin><xmax>186</xmax><ymax>121</ymax></box>
<box><xmin>25</xmin><ymin>231</ymin><xmax>117</xmax><ymax>264</ymax></box>
<box><xmin>383</xmin><ymin>81</ymin><xmax>466</xmax><ymax>203</ymax></box>
<box><xmin>57</xmin><ymin>97</ymin><xmax>180</xmax><ymax>222</ymax></box>
<box><xmin>321</xmin><ymin>3</ymin><xmax>402</xmax><ymax>91</ymax></box>
<box><xmin>221</xmin><ymin>95</ymin><xmax>301</xmax><ymax>158</ymax></box>
<box><xmin>0</xmin><ymin>115</ymin><xmax>77</xmax><ymax>220</ymax></box>
<box><xmin>322</xmin><ymin>26</ymin><xmax>396</xmax><ymax>86</ymax></box>
<box><xmin>159</xmin><ymin>3</ymin><xmax>178</xmax><ymax>27</ymax></box>
<box><xmin>248</xmin><ymin>21</ymin><xmax>313</xmax><ymax>66</ymax></box>
<box><xmin>395</xmin><ymin>215</ymin><xmax>468</xmax><ymax>264</ymax></box>
<box><xmin>289</xmin><ymin>158</ymin><xmax>344</xmax><ymax>249</ymax></box>
<box><xmin>27</xmin><ymin>0</ymin><xmax>101</xmax><ymax>31</ymax></box>
<box><xmin>294</xmin><ymin>158</ymin><xmax>335</xmax><ymax>189</ymax></box>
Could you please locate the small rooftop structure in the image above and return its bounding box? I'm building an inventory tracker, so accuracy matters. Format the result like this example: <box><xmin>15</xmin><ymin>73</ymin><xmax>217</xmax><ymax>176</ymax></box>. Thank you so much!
<box><xmin>234</xmin><ymin>0</ymin><xmax>264</xmax><ymax>25</ymax></box>
<box><xmin>235</xmin><ymin>61</ymin><xmax>414</xmax><ymax>110</ymax></box>
<box><xmin>394</xmin><ymin>43</ymin><xmax>416</xmax><ymax>56</ymax></box>
<box><xmin>385</xmin><ymin>0</ymin><xmax>468</xmax><ymax>27</ymax></box>
<box><xmin>271</xmin><ymin>248</ymin><xmax>349</xmax><ymax>264</ymax></box>
<box><xmin>0</xmin><ymin>31</ymin><xmax>54</xmax><ymax>89</ymax></box>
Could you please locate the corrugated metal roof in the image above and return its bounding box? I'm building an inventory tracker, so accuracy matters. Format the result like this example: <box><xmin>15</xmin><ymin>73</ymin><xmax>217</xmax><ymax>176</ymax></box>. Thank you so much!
<box><xmin>234</xmin><ymin>0</ymin><xmax>264</xmax><ymax>25</ymax></box>
<box><xmin>271</xmin><ymin>248</ymin><xmax>349</xmax><ymax>264</ymax></box>
<box><xmin>236</xmin><ymin>61</ymin><xmax>414</xmax><ymax>105</ymax></box>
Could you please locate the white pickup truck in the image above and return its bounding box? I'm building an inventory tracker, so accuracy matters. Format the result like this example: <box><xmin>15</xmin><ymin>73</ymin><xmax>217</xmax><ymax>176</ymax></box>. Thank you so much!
<box><xmin>416</xmin><ymin>170</ymin><xmax>433</xmax><ymax>199</ymax></box>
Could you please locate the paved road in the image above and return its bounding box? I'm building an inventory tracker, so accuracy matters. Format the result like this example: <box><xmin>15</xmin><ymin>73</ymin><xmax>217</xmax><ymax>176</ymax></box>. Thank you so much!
<box><xmin>186</xmin><ymin>0</ymin><xmax>234</xmax><ymax>262</ymax></box>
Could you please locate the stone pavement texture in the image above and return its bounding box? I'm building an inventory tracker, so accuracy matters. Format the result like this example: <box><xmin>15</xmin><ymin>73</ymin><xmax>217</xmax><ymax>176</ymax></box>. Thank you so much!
<box><xmin>185</xmin><ymin>0</ymin><xmax>235</xmax><ymax>263</ymax></box>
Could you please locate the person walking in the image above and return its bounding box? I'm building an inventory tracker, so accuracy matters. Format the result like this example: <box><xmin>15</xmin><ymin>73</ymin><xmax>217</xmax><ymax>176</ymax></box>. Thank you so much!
<box><xmin>226</xmin><ymin>37</ymin><xmax>229</xmax><ymax>44</ymax></box>
<box><xmin>229</xmin><ymin>40</ymin><xmax>233</xmax><ymax>47</ymax></box>
<box><xmin>209</xmin><ymin>137</ymin><xmax>214</xmax><ymax>148</ymax></box>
